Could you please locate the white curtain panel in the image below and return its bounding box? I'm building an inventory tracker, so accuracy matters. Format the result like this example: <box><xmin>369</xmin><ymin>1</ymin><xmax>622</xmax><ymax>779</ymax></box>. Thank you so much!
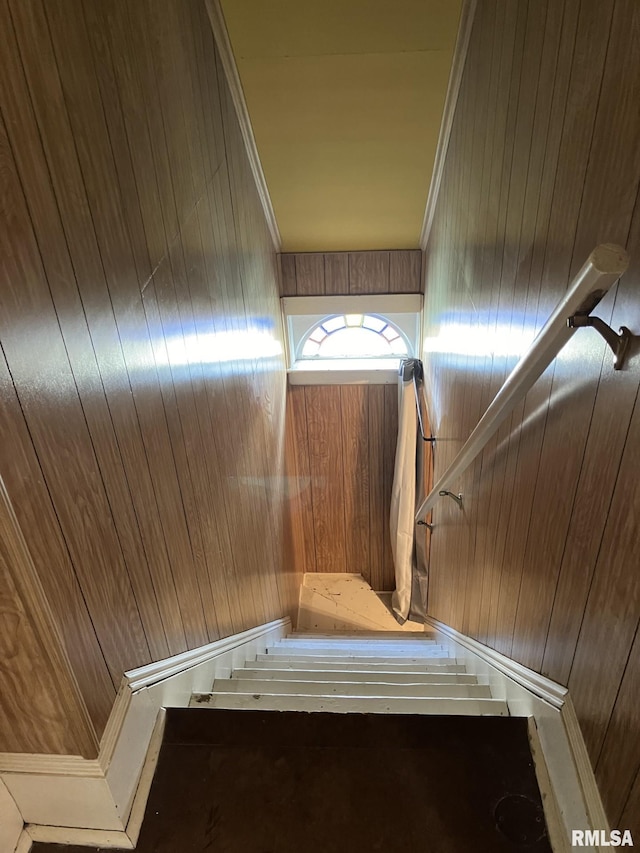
<box><xmin>390</xmin><ymin>363</ymin><xmax>419</xmax><ymax>622</ymax></box>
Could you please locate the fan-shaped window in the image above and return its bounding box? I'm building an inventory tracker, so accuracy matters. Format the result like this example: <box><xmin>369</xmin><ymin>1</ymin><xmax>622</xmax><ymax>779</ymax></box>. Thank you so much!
<box><xmin>282</xmin><ymin>293</ymin><xmax>422</xmax><ymax>384</ymax></box>
<box><xmin>299</xmin><ymin>314</ymin><xmax>409</xmax><ymax>360</ymax></box>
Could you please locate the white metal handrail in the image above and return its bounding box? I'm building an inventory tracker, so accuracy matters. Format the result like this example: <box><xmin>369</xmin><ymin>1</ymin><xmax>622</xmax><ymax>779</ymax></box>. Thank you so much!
<box><xmin>415</xmin><ymin>243</ymin><xmax>630</xmax><ymax>524</ymax></box>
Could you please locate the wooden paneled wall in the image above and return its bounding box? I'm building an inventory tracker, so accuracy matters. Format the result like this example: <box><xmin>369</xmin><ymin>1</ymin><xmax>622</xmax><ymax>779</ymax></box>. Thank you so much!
<box><xmin>0</xmin><ymin>477</ymin><xmax>97</xmax><ymax>756</ymax></box>
<box><xmin>279</xmin><ymin>250</ymin><xmax>422</xmax><ymax>296</ymax></box>
<box><xmin>286</xmin><ymin>385</ymin><xmax>398</xmax><ymax>591</ymax></box>
<box><xmin>423</xmin><ymin>0</ymin><xmax>640</xmax><ymax>835</ymax></box>
<box><xmin>0</xmin><ymin>0</ymin><xmax>299</xmax><ymax>755</ymax></box>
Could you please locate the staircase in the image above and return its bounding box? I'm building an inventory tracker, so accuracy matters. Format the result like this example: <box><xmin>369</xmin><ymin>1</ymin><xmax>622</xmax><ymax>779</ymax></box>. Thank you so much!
<box><xmin>191</xmin><ymin>631</ymin><xmax>509</xmax><ymax>716</ymax></box>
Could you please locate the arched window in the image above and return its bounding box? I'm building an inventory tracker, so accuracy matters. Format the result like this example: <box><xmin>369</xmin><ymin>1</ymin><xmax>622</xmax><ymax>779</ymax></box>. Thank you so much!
<box><xmin>282</xmin><ymin>293</ymin><xmax>422</xmax><ymax>383</ymax></box>
<box><xmin>299</xmin><ymin>314</ymin><xmax>410</xmax><ymax>360</ymax></box>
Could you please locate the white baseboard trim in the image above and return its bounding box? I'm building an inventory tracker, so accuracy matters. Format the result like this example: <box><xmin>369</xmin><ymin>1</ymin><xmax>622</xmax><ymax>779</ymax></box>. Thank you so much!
<box><xmin>204</xmin><ymin>0</ymin><xmax>281</xmax><ymax>252</ymax></box>
<box><xmin>0</xmin><ymin>778</ymin><xmax>22</xmax><ymax>853</ymax></box>
<box><xmin>425</xmin><ymin>616</ymin><xmax>609</xmax><ymax>853</ymax></box>
<box><xmin>0</xmin><ymin>617</ymin><xmax>290</xmax><ymax>849</ymax></box>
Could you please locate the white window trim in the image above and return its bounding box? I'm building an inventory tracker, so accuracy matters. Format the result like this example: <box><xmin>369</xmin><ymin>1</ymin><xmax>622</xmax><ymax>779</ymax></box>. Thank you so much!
<box><xmin>281</xmin><ymin>294</ymin><xmax>423</xmax><ymax>385</ymax></box>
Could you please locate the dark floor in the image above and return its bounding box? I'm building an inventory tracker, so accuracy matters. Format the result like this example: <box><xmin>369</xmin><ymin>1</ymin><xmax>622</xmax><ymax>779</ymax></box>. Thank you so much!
<box><xmin>34</xmin><ymin>709</ymin><xmax>551</xmax><ymax>853</ymax></box>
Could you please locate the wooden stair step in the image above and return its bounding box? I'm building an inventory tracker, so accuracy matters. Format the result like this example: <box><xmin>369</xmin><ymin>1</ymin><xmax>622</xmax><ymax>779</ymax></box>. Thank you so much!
<box><xmin>288</xmin><ymin>631</ymin><xmax>435</xmax><ymax>640</ymax></box>
<box><xmin>273</xmin><ymin>640</ymin><xmax>441</xmax><ymax>652</ymax></box>
<box><xmin>190</xmin><ymin>692</ymin><xmax>508</xmax><ymax>716</ymax></box>
<box><xmin>233</xmin><ymin>668</ymin><xmax>477</xmax><ymax>684</ymax></box>
<box><xmin>214</xmin><ymin>679</ymin><xmax>491</xmax><ymax>699</ymax></box>
<box><xmin>251</xmin><ymin>658</ymin><xmax>463</xmax><ymax>672</ymax></box>
<box><xmin>257</xmin><ymin>652</ymin><xmax>453</xmax><ymax>664</ymax></box>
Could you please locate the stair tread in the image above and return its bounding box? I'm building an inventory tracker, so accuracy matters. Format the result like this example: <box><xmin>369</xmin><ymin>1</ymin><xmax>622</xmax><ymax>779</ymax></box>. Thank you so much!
<box><xmin>252</xmin><ymin>659</ymin><xmax>463</xmax><ymax>671</ymax></box>
<box><xmin>278</xmin><ymin>638</ymin><xmax>439</xmax><ymax>646</ymax></box>
<box><xmin>266</xmin><ymin>645</ymin><xmax>448</xmax><ymax>655</ymax></box>
<box><xmin>289</xmin><ymin>632</ymin><xmax>435</xmax><ymax>639</ymax></box>
<box><xmin>257</xmin><ymin>654</ymin><xmax>455</xmax><ymax>664</ymax></box>
<box><xmin>213</xmin><ymin>679</ymin><xmax>491</xmax><ymax>698</ymax></box>
<box><xmin>234</xmin><ymin>669</ymin><xmax>476</xmax><ymax>684</ymax></box>
<box><xmin>191</xmin><ymin>692</ymin><xmax>508</xmax><ymax>716</ymax></box>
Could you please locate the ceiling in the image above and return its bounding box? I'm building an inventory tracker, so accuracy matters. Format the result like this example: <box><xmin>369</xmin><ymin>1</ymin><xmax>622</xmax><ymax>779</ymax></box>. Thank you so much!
<box><xmin>220</xmin><ymin>0</ymin><xmax>462</xmax><ymax>252</ymax></box>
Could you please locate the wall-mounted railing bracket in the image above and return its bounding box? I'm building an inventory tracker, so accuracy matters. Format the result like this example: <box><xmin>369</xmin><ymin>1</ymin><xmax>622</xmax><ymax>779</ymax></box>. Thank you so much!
<box><xmin>567</xmin><ymin>314</ymin><xmax>633</xmax><ymax>370</ymax></box>
<box><xmin>438</xmin><ymin>490</ymin><xmax>463</xmax><ymax>509</ymax></box>
<box><xmin>417</xmin><ymin>520</ymin><xmax>434</xmax><ymax>531</ymax></box>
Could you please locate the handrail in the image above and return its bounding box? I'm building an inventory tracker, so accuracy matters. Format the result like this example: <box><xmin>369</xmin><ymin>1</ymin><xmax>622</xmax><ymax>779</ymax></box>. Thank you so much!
<box><xmin>415</xmin><ymin>243</ymin><xmax>630</xmax><ymax>524</ymax></box>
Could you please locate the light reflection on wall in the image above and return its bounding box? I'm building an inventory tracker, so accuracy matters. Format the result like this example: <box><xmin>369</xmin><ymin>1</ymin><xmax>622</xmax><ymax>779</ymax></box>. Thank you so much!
<box><xmin>421</xmin><ymin>313</ymin><xmax>539</xmax><ymax>430</ymax></box>
<box><xmin>152</xmin><ymin>320</ymin><xmax>283</xmax><ymax>371</ymax></box>
<box><xmin>423</xmin><ymin>317</ymin><xmax>538</xmax><ymax>361</ymax></box>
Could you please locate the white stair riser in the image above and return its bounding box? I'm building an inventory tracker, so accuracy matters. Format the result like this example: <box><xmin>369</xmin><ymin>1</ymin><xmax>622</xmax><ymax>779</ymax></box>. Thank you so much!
<box><xmin>289</xmin><ymin>632</ymin><xmax>436</xmax><ymax>641</ymax></box>
<box><xmin>257</xmin><ymin>654</ymin><xmax>454</xmax><ymax>664</ymax></box>
<box><xmin>285</xmin><ymin>629</ymin><xmax>436</xmax><ymax>641</ymax></box>
<box><xmin>191</xmin><ymin>692</ymin><xmax>508</xmax><ymax>716</ymax></box>
<box><xmin>233</xmin><ymin>669</ymin><xmax>477</xmax><ymax>685</ymax></box>
<box><xmin>252</xmin><ymin>659</ymin><xmax>463</xmax><ymax>671</ymax></box>
<box><xmin>266</xmin><ymin>645</ymin><xmax>448</xmax><ymax>657</ymax></box>
<box><xmin>214</xmin><ymin>679</ymin><xmax>491</xmax><ymax>699</ymax></box>
<box><xmin>280</xmin><ymin>637</ymin><xmax>438</xmax><ymax>652</ymax></box>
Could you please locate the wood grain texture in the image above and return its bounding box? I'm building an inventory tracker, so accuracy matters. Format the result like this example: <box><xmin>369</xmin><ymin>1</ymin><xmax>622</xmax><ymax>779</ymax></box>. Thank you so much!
<box><xmin>278</xmin><ymin>250</ymin><xmax>422</xmax><ymax>296</ymax></box>
<box><xmin>423</xmin><ymin>0</ymin><xmax>640</xmax><ymax>830</ymax></box>
<box><xmin>285</xmin><ymin>385</ymin><xmax>399</xmax><ymax>590</ymax></box>
<box><xmin>280</xmin><ymin>254</ymin><xmax>297</xmax><ymax>296</ymax></box>
<box><xmin>294</xmin><ymin>253</ymin><xmax>325</xmax><ymax>295</ymax></box>
<box><xmin>0</xmin><ymin>0</ymin><xmax>300</xmax><ymax>752</ymax></box>
<box><xmin>389</xmin><ymin>250</ymin><xmax>422</xmax><ymax>293</ymax></box>
<box><xmin>0</xmin><ymin>476</ymin><xmax>97</xmax><ymax>757</ymax></box>
<box><xmin>323</xmin><ymin>252</ymin><xmax>350</xmax><ymax>296</ymax></box>
<box><xmin>340</xmin><ymin>386</ymin><xmax>370</xmax><ymax>583</ymax></box>
<box><xmin>304</xmin><ymin>386</ymin><xmax>347</xmax><ymax>573</ymax></box>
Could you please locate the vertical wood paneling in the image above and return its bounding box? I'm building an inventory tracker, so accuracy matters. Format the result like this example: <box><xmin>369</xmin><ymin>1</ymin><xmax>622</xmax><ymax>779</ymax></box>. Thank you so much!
<box><xmin>295</xmin><ymin>253</ymin><xmax>325</xmax><ymax>295</ymax></box>
<box><xmin>511</xmin><ymin>0</ymin><xmax>637</xmax><ymax>673</ymax></box>
<box><xmin>621</xmin><ymin>772</ymin><xmax>640</xmax><ymax>841</ymax></box>
<box><xmin>0</xmin><ymin>104</ymin><xmax>151</xmax><ymax>681</ymax></box>
<box><xmin>284</xmin><ymin>387</ymin><xmax>315</xmax><ymax>575</ymax></box>
<box><xmin>285</xmin><ymin>385</ymin><xmax>398</xmax><ymax>590</ymax></box>
<box><xmin>324</xmin><ymin>252</ymin><xmax>350</xmax><ymax>295</ymax></box>
<box><xmin>423</xmin><ymin>0</ymin><xmax>640</xmax><ymax>830</ymax></box>
<box><xmin>594</xmin><ymin>624</ymin><xmax>640</xmax><ymax>826</ymax></box>
<box><xmin>566</xmin><ymin>395</ymin><xmax>640</xmax><ymax>758</ymax></box>
<box><xmin>340</xmin><ymin>386</ymin><xmax>370</xmax><ymax>583</ymax></box>
<box><xmin>0</xmin><ymin>476</ymin><xmax>98</xmax><ymax>757</ymax></box>
<box><xmin>278</xmin><ymin>250</ymin><xmax>421</xmax><ymax>296</ymax></box>
<box><xmin>280</xmin><ymin>254</ymin><xmax>297</xmax><ymax>296</ymax></box>
<box><xmin>389</xmin><ymin>250</ymin><xmax>422</xmax><ymax>293</ymax></box>
<box><xmin>0</xmin><ymin>0</ymin><xmax>300</xmax><ymax>751</ymax></box>
<box><xmin>349</xmin><ymin>251</ymin><xmax>390</xmax><ymax>294</ymax></box>
<box><xmin>305</xmin><ymin>386</ymin><xmax>347</xmax><ymax>573</ymax></box>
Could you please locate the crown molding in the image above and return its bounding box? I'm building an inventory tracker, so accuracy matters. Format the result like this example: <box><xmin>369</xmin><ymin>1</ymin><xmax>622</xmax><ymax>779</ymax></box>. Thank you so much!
<box><xmin>419</xmin><ymin>0</ymin><xmax>477</xmax><ymax>251</ymax></box>
<box><xmin>204</xmin><ymin>0</ymin><xmax>282</xmax><ymax>252</ymax></box>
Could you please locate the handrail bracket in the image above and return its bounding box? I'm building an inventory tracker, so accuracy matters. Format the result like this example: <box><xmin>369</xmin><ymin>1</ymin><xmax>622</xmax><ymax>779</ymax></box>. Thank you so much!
<box><xmin>438</xmin><ymin>490</ymin><xmax>463</xmax><ymax>509</ymax></box>
<box><xmin>567</xmin><ymin>314</ymin><xmax>632</xmax><ymax>370</ymax></box>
